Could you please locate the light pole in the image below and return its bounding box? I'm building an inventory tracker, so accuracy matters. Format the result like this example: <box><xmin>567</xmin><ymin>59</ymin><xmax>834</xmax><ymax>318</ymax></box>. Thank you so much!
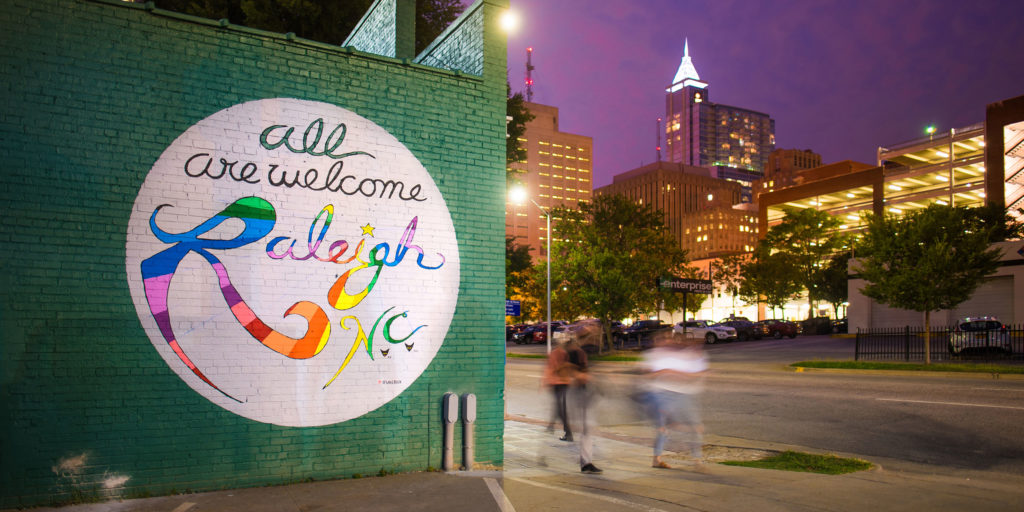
<box><xmin>510</xmin><ymin>186</ymin><xmax>552</xmax><ymax>353</ymax></box>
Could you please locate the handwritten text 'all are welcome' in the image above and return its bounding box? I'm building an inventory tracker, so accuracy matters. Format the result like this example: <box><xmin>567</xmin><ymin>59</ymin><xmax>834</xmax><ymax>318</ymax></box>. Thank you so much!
<box><xmin>183</xmin><ymin>118</ymin><xmax>428</xmax><ymax>202</ymax></box>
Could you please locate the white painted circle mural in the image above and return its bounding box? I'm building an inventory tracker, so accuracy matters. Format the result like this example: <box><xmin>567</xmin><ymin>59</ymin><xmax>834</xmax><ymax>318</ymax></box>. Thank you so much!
<box><xmin>125</xmin><ymin>98</ymin><xmax>460</xmax><ymax>427</ymax></box>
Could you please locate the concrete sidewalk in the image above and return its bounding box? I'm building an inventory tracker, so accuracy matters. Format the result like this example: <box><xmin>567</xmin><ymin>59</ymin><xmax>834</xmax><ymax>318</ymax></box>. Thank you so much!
<box><xmin>12</xmin><ymin>419</ymin><xmax>1023</xmax><ymax>512</ymax></box>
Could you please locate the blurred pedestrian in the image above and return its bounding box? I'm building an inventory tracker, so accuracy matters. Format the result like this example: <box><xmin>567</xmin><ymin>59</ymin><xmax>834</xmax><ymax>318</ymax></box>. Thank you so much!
<box><xmin>564</xmin><ymin>330</ymin><xmax>603</xmax><ymax>474</ymax></box>
<box><xmin>543</xmin><ymin>337</ymin><xmax>573</xmax><ymax>441</ymax></box>
<box><xmin>641</xmin><ymin>330</ymin><xmax>707</xmax><ymax>469</ymax></box>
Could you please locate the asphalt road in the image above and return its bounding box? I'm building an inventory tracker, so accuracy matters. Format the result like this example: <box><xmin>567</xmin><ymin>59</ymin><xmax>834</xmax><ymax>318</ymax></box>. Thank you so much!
<box><xmin>506</xmin><ymin>335</ymin><xmax>1024</xmax><ymax>477</ymax></box>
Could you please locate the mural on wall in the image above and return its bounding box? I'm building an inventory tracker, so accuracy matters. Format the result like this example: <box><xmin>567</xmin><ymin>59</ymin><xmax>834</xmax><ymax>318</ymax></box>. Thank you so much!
<box><xmin>126</xmin><ymin>99</ymin><xmax>460</xmax><ymax>427</ymax></box>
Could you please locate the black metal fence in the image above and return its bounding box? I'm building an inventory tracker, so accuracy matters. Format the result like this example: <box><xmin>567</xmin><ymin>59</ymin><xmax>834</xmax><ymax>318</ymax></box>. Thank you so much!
<box><xmin>855</xmin><ymin>324</ymin><xmax>1024</xmax><ymax>363</ymax></box>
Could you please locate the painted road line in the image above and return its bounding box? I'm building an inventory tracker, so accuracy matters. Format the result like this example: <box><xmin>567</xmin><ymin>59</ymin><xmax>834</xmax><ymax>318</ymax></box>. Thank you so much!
<box><xmin>170</xmin><ymin>503</ymin><xmax>196</xmax><ymax>512</ymax></box>
<box><xmin>877</xmin><ymin>398</ymin><xmax>1024</xmax><ymax>411</ymax></box>
<box><xmin>484</xmin><ymin>477</ymin><xmax>517</xmax><ymax>512</ymax></box>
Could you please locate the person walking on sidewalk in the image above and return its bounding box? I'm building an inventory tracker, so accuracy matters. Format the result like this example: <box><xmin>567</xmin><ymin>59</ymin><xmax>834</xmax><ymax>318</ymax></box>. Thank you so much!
<box><xmin>565</xmin><ymin>334</ymin><xmax>602</xmax><ymax>474</ymax></box>
<box><xmin>543</xmin><ymin>338</ymin><xmax>573</xmax><ymax>441</ymax></box>
<box><xmin>641</xmin><ymin>330</ymin><xmax>708</xmax><ymax>469</ymax></box>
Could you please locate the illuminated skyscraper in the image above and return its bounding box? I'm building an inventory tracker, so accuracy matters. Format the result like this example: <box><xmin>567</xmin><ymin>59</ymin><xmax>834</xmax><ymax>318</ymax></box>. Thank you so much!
<box><xmin>664</xmin><ymin>40</ymin><xmax>775</xmax><ymax>174</ymax></box>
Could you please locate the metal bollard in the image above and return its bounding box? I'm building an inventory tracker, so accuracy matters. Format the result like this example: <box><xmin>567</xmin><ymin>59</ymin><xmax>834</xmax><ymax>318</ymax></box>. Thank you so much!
<box><xmin>442</xmin><ymin>392</ymin><xmax>458</xmax><ymax>471</ymax></box>
<box><xmin>462</xmin><ymin>393</ymin><xmax>477</xmax><ymax>470</ymax></box>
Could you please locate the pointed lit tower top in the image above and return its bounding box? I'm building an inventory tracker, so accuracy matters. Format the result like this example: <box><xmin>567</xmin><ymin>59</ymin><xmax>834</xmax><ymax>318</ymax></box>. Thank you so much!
<box><xmin>668</xmin><ymin>38</ymin><xmax>707</xmax><ymax>92</ymax></box>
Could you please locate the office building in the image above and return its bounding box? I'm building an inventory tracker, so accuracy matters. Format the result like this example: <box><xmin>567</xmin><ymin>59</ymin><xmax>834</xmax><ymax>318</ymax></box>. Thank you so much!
<box><xmin>506</xmin><ymin>102</ymin><xmax>593</xmax><ymax>262</ymax></box>
<box><xmin>664</xmin><ymin>40</ymin><xmax>775</xmax><ymax>174</ymax></box>
<box><xmin>595</xmin><ymin>161</ymin><xmax>758</xmax><ymax>260</ymax></box>
<box><xmin>757</xmin><ymin>148</ymin><xmax>823</xmax><ymax>195</ymax></box>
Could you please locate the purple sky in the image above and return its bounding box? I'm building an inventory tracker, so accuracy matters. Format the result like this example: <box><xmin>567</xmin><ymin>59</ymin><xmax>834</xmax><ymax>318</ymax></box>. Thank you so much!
<box><xmin>502</xmin><ymin>0</ymin><xmax>1024</xmax><ymax>188</ymax></box>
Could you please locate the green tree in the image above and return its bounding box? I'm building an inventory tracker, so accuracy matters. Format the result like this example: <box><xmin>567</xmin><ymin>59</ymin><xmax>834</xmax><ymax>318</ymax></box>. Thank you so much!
<box><xmin>411</xmin><ymin>0</ymin><xmax>463</xmax><ymax>54</ymax></box>
<box><xmin>505</xmin><ymin>236</ymin><xmax>531</xmax><ymax>292</ymax></box>
<box><xmin>155</xmin><ymin>0</ymin><xmax>462</xmax><ymax>54</ymax></box>
<box><xmin>763</xmin><ymin>206</ymin><xmax>847</xmax><ymax>318</ymax></box>
<box><xmin>156</xmin><ymin>0</ymin><xmax>244</xmax><ymax>21</ymax></box>
<box><xmin>810</xmin><ymin>252</ymin><xmax>851</xmax><ymax>319</ymax></box>
<box><xmin>550</xmin><ymin>195</ymin><xmax>688</xmax><ymax>352</ymax></box>
<box><xmin>506</xmin><ymin>86</ymin><xmax>534</xmax><ymax>180</ymax></box>
<box><xmin>855</xmin><ymin>204</ymin><xmax>1020</xmax><ymax>364</ymax></box>
<box><xmin>516</xmin><ymin>262</ymin><xmax>546</xmax><ymax>323</ymax></box>
<box><xmin>712</xmin><ymin>254</ymin><xmax>746</xmax><ymax>317</ymax></box>
<box><xmin>504</xmin><ymin>236</ymin><xmax>533</xmax><ymax>323</ymax></box>
<box><xmin>739</xmin><ymin>249</ymin><xmax>802</xmax><ymax>319</ymax></box>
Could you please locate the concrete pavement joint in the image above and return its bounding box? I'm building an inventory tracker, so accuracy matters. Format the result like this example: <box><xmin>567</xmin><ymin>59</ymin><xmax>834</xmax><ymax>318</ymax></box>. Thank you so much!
<box><xmin>484</xmin><ymin>478</ymin><xmax>516</xmax><ymax>512</ymax></box>
<box><xmin>508</xmin><ymin>477</ymin><xmax>686</xmax><ymax>512</ymax></box>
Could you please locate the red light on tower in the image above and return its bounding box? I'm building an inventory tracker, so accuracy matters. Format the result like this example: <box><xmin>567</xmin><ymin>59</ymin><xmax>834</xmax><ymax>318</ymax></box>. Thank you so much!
<box><xmin>656</xmin><ymin>118</ymin><xmax>663</xmax><ymax>162</ymax></box>
<box><xmin>525</xmin><ymin>47</ymin><xmax>536</xmax><ymax>102</ymax></box>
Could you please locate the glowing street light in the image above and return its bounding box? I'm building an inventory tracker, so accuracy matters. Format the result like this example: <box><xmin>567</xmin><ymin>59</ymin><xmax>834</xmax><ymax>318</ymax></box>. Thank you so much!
<box><xmin>509</xmin><ymin>185</ymin><xmax>552</xmax><ymax>353</ymax></box>
<box><xmin>499</xmin><ymin>9</ymin><xmax>519</xmax><ymax>33</ymax></box>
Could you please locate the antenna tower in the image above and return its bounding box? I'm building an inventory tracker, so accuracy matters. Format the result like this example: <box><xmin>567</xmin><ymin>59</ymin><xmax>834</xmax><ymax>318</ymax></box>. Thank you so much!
<box><xmin>525</xmin><ymin>47</ymin><xmax>535</xmax><ymax>101</ymax></box>
<box><xmin>656</xmin><ymin>118</ymin><xmax>662</xmax><ymax>162</ymax></box>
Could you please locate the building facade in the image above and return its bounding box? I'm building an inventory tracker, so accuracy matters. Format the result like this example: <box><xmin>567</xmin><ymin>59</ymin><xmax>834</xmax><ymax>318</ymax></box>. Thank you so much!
<box><xmin>595</xmin><ymin>161</ymin><xmax>757</xmax><ymax>260</ymax></box>
<box><xmin>664</xmin><ymin>41</ymin><xmax>775</xmax><ymax>174</ymax></box>
<box><xmin>506</xmin><ymin>101</ymin><xmax>593</xmax><ymax>261</ymax></box>
<box><xmin>757</xmin><ymin>94</ymin><xmax>1024</xmax><ymax>327</ymax></box>
<box><xmin>757</xmin><ymin>148</ymin><xmax>823</xmax><ymax>194</ymax></box>
<box><xmin>0</xmin><ymin>0</ymin><xmax>509</xmax><ymax>505</ymax></box>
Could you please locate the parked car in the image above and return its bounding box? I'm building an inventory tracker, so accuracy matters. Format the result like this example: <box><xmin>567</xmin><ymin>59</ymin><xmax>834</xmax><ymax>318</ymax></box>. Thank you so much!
<box><xmin>831</xmin><ymin>318</ymin><xmax>848</xmax><ymax>334</ymax></box>
<box><xmin>553</xmin><ymin>319</ymin><xmax>604</xmax><ymax>351</ymax></box>
<box><xmin>718</xmin><ymin>319</ymin><xmax>762</xmax><ymax>341</ymax></box>
<box><xmin>800</xmin><ymin>316</ymin><xmax>833</xmax><ymax>335</ymax></box>
<box><xmin>506</xmin><ymin>323</ymin><xmax>528</xmax><ymax>342</ymax></box>
<box><xmin>511</xmin><ymin>324</ymin><xmax>541</xmax><ymax>344</ymax></box>
<box><xmin>674</xmin><ymin>320</ymin><xmax>737</xmax><ymax>344</ymax></box>
<box><xmin>948</xmin><ymin>317</ymin><xmax>1012</xmax><ymax>355</ymax></box>
<box><xmin>551</xmin><ymin>322</ymin><xmax>577</xmax><ymax>344</ymax></box>
<box><xmin>531</xmin><ymin>321</ymin><xmax>567</xmax><ymax>344</ymax></box>
<box><xmin>757</xmin><ymin>319</ymin><xmax>800</xmax><ymax>339</ymax></box>
<box><xmin>617</xmin><ymin>319</ymin><xmax>669</xmax><ymax>345</ymax></box>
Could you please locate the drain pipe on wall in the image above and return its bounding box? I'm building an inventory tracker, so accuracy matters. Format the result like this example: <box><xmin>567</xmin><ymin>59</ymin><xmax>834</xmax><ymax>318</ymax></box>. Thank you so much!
<box><xmin>442</xmin><ymin>392</ymin><xmax>458</xmax><ymax>471</ymax></box>
<box><xmin>462</xmin><ymin>394</ymin><xmax>476</xmax><ymax>470</ymax></box>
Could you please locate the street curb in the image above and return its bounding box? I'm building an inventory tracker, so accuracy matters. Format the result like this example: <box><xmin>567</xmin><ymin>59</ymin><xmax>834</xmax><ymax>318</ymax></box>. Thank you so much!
<box><xmin>789</xmin><ymin>365</ymin><xmax>1024</xmax><ymax>380</ymax></box>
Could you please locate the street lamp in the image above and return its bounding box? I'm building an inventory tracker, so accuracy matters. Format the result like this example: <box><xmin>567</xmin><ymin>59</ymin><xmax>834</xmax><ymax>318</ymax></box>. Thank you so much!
<box><xmin>509</xmin><ymin>185</ymin><xmax>552</xmax><ymax>353</ymax></box>
<box><xmin>499</xmin><ymin>9</ymin><xmax>520</xmax><ymax>33</ymax></box>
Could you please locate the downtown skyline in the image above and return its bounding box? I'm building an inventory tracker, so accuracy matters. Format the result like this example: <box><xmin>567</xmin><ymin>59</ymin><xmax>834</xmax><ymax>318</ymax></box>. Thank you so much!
<box><xmin>503</xmin><ymin>0</ymin><xmax>1024</xmax><ymax>188</ymax></box>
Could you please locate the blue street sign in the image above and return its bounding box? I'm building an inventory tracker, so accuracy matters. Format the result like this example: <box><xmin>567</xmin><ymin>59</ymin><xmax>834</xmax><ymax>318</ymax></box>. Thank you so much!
<box><xmin>505</xmin><ymin>299</ymin><xmax>521</xmax><ymax>316</ymax></box>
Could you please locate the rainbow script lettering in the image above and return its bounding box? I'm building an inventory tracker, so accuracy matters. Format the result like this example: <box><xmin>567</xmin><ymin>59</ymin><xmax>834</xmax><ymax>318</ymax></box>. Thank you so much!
<box><xmin>140</xmin><ymin>197</ymin><xmax>443</xmax><ymax>402</ymax></box>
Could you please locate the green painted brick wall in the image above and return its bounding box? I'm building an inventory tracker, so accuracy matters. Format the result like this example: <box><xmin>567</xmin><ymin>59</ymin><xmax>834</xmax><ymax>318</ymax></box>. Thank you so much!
<box><xmin>0</xmin><ymin>0</ymin><xmax>507</xmax><ymax>507</ymax></box>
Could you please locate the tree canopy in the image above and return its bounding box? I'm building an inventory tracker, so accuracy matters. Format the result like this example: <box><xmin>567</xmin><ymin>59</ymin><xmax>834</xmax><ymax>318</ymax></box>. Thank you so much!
<box><xmin>506</xmin><ymin>86</ymin><xmax>534</xmax><ymax>170</ymax></box>
<box><xmin>855</xmin><ymin>204</ymin><xmax>1020</xmax><ymax>363</ymax></box>
<box><xmin>810</xmin><ymin>252</ymin><xmax>851</xmax><ymax>319</ymax></box>
<box><xmin>712</xmin><ymin>254</ymin><xmax>746</xmax><ymax>317</ymax></box>
<box><xmin>505</xmin><ymin>236</ymin><xmax>531</xmax><ymax>292</ymax></box>
<box><xmin>739</xmin><ymin>248</ymin><xmax>802</xmax><ymax>318</ymax></box>
<box><xmin>761</xmin><ymin>206</ymin><xmax>848</xmax><ymax>318</ymax></box>
<box><xmin>550</xmin><ymin>194</ymin><xmax>688</xmax><ymax>351</ymax></box>
<box><xmin>156</xmin><ymin>0</ymin><xmax>463</xmax><ymax>54</ymax></box>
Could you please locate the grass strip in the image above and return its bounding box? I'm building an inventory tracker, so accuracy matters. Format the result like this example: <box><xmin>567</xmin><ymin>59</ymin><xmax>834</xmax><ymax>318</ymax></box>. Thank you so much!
<box><xmin>720</xmin><ymin>450</ymin><xmax>872</xmax><ymax>474</ymax></box>
<box><xmin>792</xmin><ymin>360</ymin><xmax>1024</xmax><ymax>374</ymax></box>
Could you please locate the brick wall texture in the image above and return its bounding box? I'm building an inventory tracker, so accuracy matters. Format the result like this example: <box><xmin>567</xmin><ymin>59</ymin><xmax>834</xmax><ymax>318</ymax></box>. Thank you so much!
<box><xmin>0</xmin><ymin>0</ymin><xmax>508</xmax><ymax>506</ymax></box>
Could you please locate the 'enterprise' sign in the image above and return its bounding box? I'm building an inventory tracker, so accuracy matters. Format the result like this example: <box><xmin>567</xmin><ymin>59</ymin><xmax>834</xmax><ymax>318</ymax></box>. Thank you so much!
<box><xmin>659</xmin><ymin>277</ymin><xmax>713</xmax><ymax>294</ymax></box>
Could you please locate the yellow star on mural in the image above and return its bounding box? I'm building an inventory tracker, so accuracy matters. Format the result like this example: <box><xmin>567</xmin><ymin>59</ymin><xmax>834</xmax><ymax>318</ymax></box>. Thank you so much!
<box><xmin>361</xmin><ymin>223</ymin><xmax>375</xmax><ymax>237</ymax></box>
